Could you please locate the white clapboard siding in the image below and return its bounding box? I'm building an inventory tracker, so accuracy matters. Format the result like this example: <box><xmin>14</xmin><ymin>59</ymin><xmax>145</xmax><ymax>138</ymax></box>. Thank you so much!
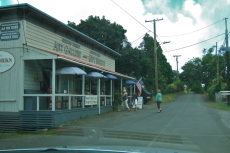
<box><xmin>24</xmin><ymin>60</ymin><xmax>42</xmax><ymax>90</ymax></box>
<box><xmin>26</xmin><ymin>22</ymin><xmax>116</xmax><ymax>71</ymax></box>
<box><xmin>23</xmin><ymin>46</ymin><xmax>58</xmax><ymax>60</ymax></box>
<box><xmin>0</xmin><ymin>48</ymin><xmax>22</xmax><ymax>112</ymax></box>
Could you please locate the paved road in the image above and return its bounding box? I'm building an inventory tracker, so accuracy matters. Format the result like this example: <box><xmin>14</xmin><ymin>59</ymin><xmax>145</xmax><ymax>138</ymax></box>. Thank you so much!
<box><xmin>1</xmin><ymin>94</ymin><xmax>230</xmax><ymax>153</ymax></box>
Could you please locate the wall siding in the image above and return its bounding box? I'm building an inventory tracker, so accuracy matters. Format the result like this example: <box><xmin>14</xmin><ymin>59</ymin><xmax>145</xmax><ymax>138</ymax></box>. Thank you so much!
<box><xmin>26</xmin><ymin>22</ymin><xmax>115</xmax><ymax>71</ymax></box>
<box><xmin>0</xmin><ymin>20</ymin><xmax>25</xmax><ymax>112</ymax></box>
<box><xmin>24</xmin><ymin>60</ymin><xmax>42</xmax><ymax>90</ymax></box>
<box><xmin>0</xmin><ymin>48</ymin><xmax>22</xmax><ymax>112</ymax></box>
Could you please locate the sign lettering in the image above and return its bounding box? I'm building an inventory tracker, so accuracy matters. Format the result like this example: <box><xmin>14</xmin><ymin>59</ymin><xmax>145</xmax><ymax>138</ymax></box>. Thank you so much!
<box><xmin>54</xmin><ymin>42</ymin><xmax>81</xmax><ymax>58</ymax></box>
<box><xmin>62</xmin><ymin>38</ymin><xmax>80</xmax><ymax>48</ymax></box>
<box><xmin>85</xmin><ymin>95</ymin><xmax>97</xmax><ymax>105</ymax></box>
<box><xmin>0</xmin><ymin>51</ymin><xmax>15</xmax><ymax>73</ymax></box>
<box><xmin>0</xmin><ymin>22</ymin><xmax>20</xmax><ymax>32</ymax></box>
<box><xmin>0</xmin><ymin>32</ymin><xmax>20</xmax><ymax>41</ymax></box>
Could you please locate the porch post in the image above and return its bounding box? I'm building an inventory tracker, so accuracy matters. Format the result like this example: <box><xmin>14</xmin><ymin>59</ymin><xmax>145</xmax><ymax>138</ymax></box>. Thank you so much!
<box><xmin>82</xmin><ymin>74</ymin><xmax>85</xmax><ymax>108</ymax></box>
<box><xmin>110</xmin><ymin>80</ymin><xmax>112</xmax><ymax>106</ymax></box>
<box><xmin>52</xmin><ymin>59</ymin><xmax>56</xmax><ymax>111</ymax></box>
<box><xmin>112</xmin><ymin>79</ymin><xmax>115</xmax><ymax>103</ymax></box>
<box><xmin>98</xmin><ymin>78</ymin><xmax>101</xmax><ymax>114</ymax></box>
<box><xmin>68</xmin><ymin>95</ymin><xmax>71</xmax><ymax>110</ymax></box>
<box><xmin>19</xmin><ymin>59</ymin><xmax>25</xmax><ymax>110</ymax></box>
<box><xmin>120</xmin><ymin>78</ymin><xmax>123</xmax><ymax>93</ymax></box>
<box><xmin>130</xmin><ymin>85</ymin><xmax>132</xmax><ymax>102</ymax></box>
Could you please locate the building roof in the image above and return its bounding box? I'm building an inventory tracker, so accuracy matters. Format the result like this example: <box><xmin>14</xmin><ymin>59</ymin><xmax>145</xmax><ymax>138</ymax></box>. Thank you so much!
<box><xmin>0</xmin><ymin>3</ymin><xmax>121</xmax><ymax>56</ymax></box>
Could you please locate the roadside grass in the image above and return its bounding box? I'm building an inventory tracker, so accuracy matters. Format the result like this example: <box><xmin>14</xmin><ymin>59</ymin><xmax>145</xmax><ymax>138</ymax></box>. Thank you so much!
<box><xmin>147</xmin><ymin>93</ymin><xmax>177</xmax><ymax>104</ymax></box>
<box><xmin>203</xmin><ymin>93</ymin><xmax>230</xmax><ymax>111</ymax></box>
<box><xmin>0</xmin><ymin>129</ymin><xmax>57</xmax><ymax>139</ymax></box>
<box><xmin>0</xmin><ymin>133</ymin><xmax>30</xmax><ymax>139</ymax></box>
<box><xmin>208</xmin><ymin>102</ymin><xmax>230</xmax><ymax>111</ymax></box>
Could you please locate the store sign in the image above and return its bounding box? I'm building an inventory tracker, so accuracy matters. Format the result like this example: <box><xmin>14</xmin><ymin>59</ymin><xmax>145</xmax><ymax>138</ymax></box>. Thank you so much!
<box><xmin>85</xmin><ymin>95</ymin><xmax>97</xmax><ymax>105</ymax></box>
<box><xmin>54</xmin><ymin>41</ymin><xmax>81</xmax><ymax>58</ymax></box>
<box><xmin>0</xmin><ymin>32</ymin><xmax>20</xmax><ymax>41</ymax></box>
<box><xmin>0</xmin><ymin>51</ymin><xmax>15</xmax><ymax>73</ymax></box>
<box><xmin>0</xmin><ymin>22</ymin><xmax>20</xmax><ymax>32</ymax></box>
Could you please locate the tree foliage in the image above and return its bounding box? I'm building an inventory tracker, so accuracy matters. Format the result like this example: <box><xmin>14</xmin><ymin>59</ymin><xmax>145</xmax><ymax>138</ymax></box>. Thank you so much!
<box><xmin>68</xmin><ymin>16</ymin><xmax>174</xmax><ymax>94</ymax></box>
<box><xmin>180</xmin><ymin>47</ymin><xmax>227</xmax><ymax>97</ymax></box>
<box><xmin>116</xmin><ymin>33</ymin><xmax>174</xmax><ymax>93</ymax></box>
<box><xmin>68</xmin><ymin>16</ymin><xmax>127</xmax><ymax>52</ymax></box>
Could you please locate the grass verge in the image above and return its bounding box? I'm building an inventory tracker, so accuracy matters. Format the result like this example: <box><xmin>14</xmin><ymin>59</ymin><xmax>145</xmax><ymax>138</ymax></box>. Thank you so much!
<box><xmin>147</xmin><ymin>93</ymin><xmax>177</xmax><ymax>104</ymax></box>
<box><xmin>203</xmin><ymin>93</ymin><xmax>230</xmax><ymax>111</ymax></box>
<box><xmin>208</xmin><ymin>102</ymin><xmax>230</xmax><ymax>111</ymax></box>
<box><xmin>0</xmin><ymin>129</ymin><xmax>57</xmax><ymax>139</ymax></box>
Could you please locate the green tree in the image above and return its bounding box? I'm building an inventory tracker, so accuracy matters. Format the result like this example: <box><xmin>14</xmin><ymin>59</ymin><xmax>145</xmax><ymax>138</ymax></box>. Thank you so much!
<box><xmin>68</xmin><ymin>16</ymin><xmax>127</xmax><ymax>52</ymax></box>
<box><xmin>68</xmin><ymin>16</ymin><xmax>173</xmax><ymax>94</ymax></box>
<box><xmin>180</xmin><ymin>46</ymin><xmax>227</xmax><ymax>95</ymax></box>
<box><xmin>138</xmin><ymin>34</ymin><xmax>173</xmax><ymax>92</ymax></box>
<box><xmin>180</xmin><ymin>58</ymin><xmax>203</xmax><ymax>93</ymax></box>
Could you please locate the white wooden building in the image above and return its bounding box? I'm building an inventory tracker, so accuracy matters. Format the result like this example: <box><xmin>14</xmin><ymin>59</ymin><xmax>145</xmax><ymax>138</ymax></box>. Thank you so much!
<box><xmin>0</xmin><ymin>3</ymin><xmax>135</xmax><ymax>132</ymax></box>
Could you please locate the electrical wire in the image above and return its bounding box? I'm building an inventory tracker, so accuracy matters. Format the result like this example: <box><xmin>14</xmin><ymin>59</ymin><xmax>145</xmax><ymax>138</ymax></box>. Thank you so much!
<box><xmin>131</xmin><ymin>31</ymin><xmax>150</xmax><ymax>44</ymax></box>
<box><xmin>158</xmin><ymin>18</ymin><xmax>225</xmax><ymax>37</ymax></box>
<box><xmin>156</xmin><ymin>35</ymin><xmax>174</xmax><ymax>59</ymax></box>
<box><xmin>164</xmin><ymin>33</ymin><xmax>225</xmax><ymax>52</ymax></box>
<box><xmin>110</xmin><ymin>0</ymin><xmax>151</xmax><ymax>32</ymax></box>
<box><xmin>111</xmin><ymin>0</ymin><xmax>228</xmax><ymax>57</ymax></box>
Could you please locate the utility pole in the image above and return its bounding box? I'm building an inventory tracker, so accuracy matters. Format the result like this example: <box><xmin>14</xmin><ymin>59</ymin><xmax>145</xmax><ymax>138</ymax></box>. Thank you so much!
<box><xmin>145</xmin><ymin>18</ymin><xmax>163</xmax><ymax>92</ymax></box>
<box><xmin>173</xmin><ymin>55</ymin><xmax>181</xmax><ymax>80</ymax></box>
<box><xmin>225</xmin><ymin>17</ymin><xmax>230</xmax><ymax>106</ymax></box>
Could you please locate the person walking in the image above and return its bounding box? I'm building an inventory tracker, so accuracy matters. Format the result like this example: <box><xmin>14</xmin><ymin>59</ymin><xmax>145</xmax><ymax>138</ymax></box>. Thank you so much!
<box><xmin>131</xmin><ymin>93</ymin><xmax>138</xmax><ymax>111</ymax></box>
<box><xmin>155</xmin><ymin>89</ymin><xmax>162</xmax><ymax>113</ymax></box>
<box><xmin>121</xmin><ymin>90</ymin><xmax>130</xmax><ymax>111</ymax></box>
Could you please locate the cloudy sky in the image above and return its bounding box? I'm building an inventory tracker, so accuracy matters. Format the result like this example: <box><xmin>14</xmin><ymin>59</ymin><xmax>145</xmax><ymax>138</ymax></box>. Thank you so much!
<box><xmin>1</xmin><ymin>0</ymin><xmax>230</xmax><ymax>71</ymax></box>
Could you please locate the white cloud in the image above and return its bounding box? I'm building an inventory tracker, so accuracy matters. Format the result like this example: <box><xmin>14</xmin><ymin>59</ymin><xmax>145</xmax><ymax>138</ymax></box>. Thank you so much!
<box><xmin>183</xmin><ymin>0</ymin><xmax>202</xmax><ymax>20</ymax></box>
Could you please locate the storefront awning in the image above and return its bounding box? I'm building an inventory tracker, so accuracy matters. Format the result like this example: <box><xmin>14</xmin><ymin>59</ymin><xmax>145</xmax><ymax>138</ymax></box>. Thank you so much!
<box><xmin>86</xmin><ymin>72</ymin><xmax>105</xmax><ymax>78</ymax></box>
<box><xmin>105</xmin><ymin>74</ymin><xmax>117</xmax><ymax>79</ymax></box>
<box><xmin>125</xmin><ymin>80</ymin><xmax>136</xmax><ymax>85</ymax></box>
<box><xmin>56</xmin><ymin>67</ymin><xmax>86</xmax><ymax>75</ymax></box>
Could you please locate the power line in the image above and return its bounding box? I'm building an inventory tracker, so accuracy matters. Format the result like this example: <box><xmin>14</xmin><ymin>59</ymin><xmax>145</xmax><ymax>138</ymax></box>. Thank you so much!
<box><xmin>156</xmin><ymin>35</ymin><xmax>174</xmax><ymax>59</ymax></box>
<box><xmin>164</xmin><ymin>33</ymin><xmax>225</xmax><ymax>52</ymax></box>
<box><xmin>131</xmin><ymin>31</ymin><xmax>150</xmax><ymax>44</ymax></box>
<box><xmin>158</xmin><ymin>18</ymin><xmax>225</xmax><ymax>37</ymax></box>
<box><xmin>110</xmin><ymin>0</ymin><xmax>151</xmax><ymax>32</ymax></box>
